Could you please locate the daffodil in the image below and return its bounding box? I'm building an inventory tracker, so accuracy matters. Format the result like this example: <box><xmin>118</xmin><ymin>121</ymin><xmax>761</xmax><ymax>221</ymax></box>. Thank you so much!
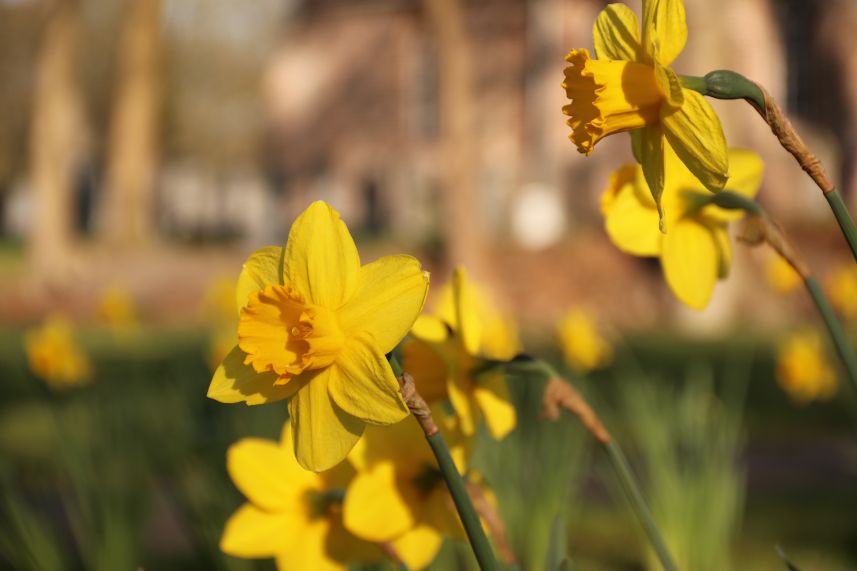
<box><xmin>343</xmin><ymin>412</ymin><xmax>467</xmax><ymax>570</ymax></box>
<box><xmin>557</xmin><ymin>309</ymin><xmax>613</xmax><ymax>374</ymax></box>
<box><xmin>207</xmin><ymin>201</ymin><xmax>430</xmax><ymax>471</ymax></box>
<box><xmin>25</xmin><ymin>316</ymin><xmax>92</xmax><ymax>388</ymax></box>
<box><xmin>766</xmin><ymin>253</ymin><xmax>802</xmax><ymax>294</ymax></box>
<box><xmin>403</xmin><ymin>267</ymin><xmax>519</xmax><ymax>439</ymax></box>
<box><xmin>826</xmin><ymin>264</ymin><xmax>857</xmax><ymax>320</ymax></box>
<box><xmin>563</xmin><ymin>0</ymin><xmax>728</xmax><ymax>219</ymax></box>
<box><xmin>776</xmin><ymin>330</ymin><xmax>837</xmax><ymax>404</ymax></box>
<box><xmin>221</xmin><ymin>424</ymin><xmax>379</xmax><ymax>570</ymax></box>
<box><xmin>96</xmin><ymin>285</ymin><xmax>137</xmax><ymax>331</ymax></box>
<box><xmin>601</xmin><ymin>145</ymin><xmax>763</xmax><ymax>309</ymax></box>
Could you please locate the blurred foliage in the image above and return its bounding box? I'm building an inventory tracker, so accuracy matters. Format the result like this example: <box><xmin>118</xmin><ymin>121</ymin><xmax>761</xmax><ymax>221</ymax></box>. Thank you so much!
<box><xmin>0</xmin><ymin>327</ymin><xmax>855</xmax><ymax>569</ymax></box>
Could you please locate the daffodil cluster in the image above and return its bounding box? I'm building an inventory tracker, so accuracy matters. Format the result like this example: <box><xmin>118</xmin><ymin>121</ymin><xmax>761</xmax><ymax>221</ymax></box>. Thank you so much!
<box><xmin>563</xmin><ymin>0</ymin><xmax>728</xmax><ymax>220</ymax></box>
<box><xmin>208</xmin><ymin>201</ymin><xmax>429</xmax><ymax>471</ymax></box>
<box><xmin>403</xmin><ymin>267</ymin><xmax>520</xmax><ymax>439</ymax></box>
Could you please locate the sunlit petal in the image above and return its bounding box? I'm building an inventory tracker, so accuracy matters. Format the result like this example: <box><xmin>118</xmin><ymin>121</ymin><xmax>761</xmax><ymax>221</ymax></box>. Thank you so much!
<box><xmin>208</xmin><ymin>345</ymin><xmax>302</xmax><ymax>405</ymax></box>
<box><xmin>593</xmin><ymin>3</ymin><xmax>642</xmax><ymax>61</ymax></box>
<box><xmin>283</xmin><ymin>201</ymin><xmax>361</xmax><ymax>308</ymax></box>
<box><xmin>661</xmin><ymin>218</ymin><xmax>719</xmax><ymax>310</ymax></box>
<box><xmin>289</xmin><ymin>368</ymin><xmax>364</xmax><ymax>471</ymax></box>
<box><xmin>327</xmin><ymin>333</ymin><xmax>408</xmax><ymax>425</ymax></box>
<box><xmin>337</xmin><ymin>254</ymin><xmax>429</xmax><ymax>353</ymax></box>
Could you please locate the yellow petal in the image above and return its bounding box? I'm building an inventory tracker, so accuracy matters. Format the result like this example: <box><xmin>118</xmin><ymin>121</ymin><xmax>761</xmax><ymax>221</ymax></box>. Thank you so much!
<box><xmin>402</xmin><ymin>339</ymin><xmax>451</xmax><ymax>402</ymax></box>
<box><xmin>327</xmin><ymin>334</ymin><xmax>408</xmax><ymax>425</ymax></box>
<box><xmin>235</xmin><ymin>246</ymin><xmax>283</xmax><ymax>313</ymax></box>
<box><xmin>705</xmin><ymin>148</ymin><xmax>765</xmax><ymax>222</ymax></box>
<box><xmin>448</xmin><ymin>376</ymin><xmax>477</xmax><ymax>436</ymax></box>
<box><xmin>283</xmin><ymin>201</ymin><xmax>361</xmax><ymax>309</ymax></box>
<box><xmin>453</xmin><ymin>267</ymin><xmax>483</xmax><ymax>356</ymax></box>
<box><xmin>472</xmin><ymin>373</ymin><xmax>516</xmax><ymax>439</ymax></box>
<box><xmin>220</xmin><ymin>504</ymin><xmax>303</xmax><ymax>558</ymax></box>
<box><xmin>337</xmin><ymin>255</ymin><xmax>429</xmax><ymax>354</ymax></box>
<box><xmin>642</xmin><ymin>0</ymin><xmax>687</xmax><ymax>66</ymax></box>
<box><xmin>661</xmin><ymin>218</ymin><xmax>719</xmax><ymax>310</ymax></box>
<box><xmin>343</xmin><ymin>461</ymin><xmax>415</xmax><ymax>542</ymax></box>
<box><xmin>653</xmin><ymin>59</ymin><xmax>684</xmax><ymax>110</ymax></box>
<box><xmin>227</xmin><ymin>438</ymin><xmax>319</xmax><ymax>512</ymax></box>
<box><xmin>289</xmin><ymin>368</ymin><xmax>364</xmax><ymax>472</ymax></box>
<box><xmin>638</xmin><ymin>125</ymin><xmax>666</xmax><ymax>224</ymax></box>
<box><xmin>602</xmin><ymin>164</ymin><xmax>661</xmax><ymax>256</ymax></box>
<box><xmin>662</xmin><ymin>89</ymin><xmax>729</xmax><ymax>194</ymax></box>
<box><xmin>391</xmin><ymin>524</ymin><xmax>444</xmax><ymax>571</ymax></box>
<box><xmin>350</xmin><ymin>417</ymin><xmax>435</xmax><ymax>472</ymax></box>
<box><xmin>593</xmin><ymin>3</ymin><xmax>642</xmax><ymax>62</ymax></box>
<box><xmin>273</xmin><ymin>519</ymin><xmax>342</xmax><ymax>571</ymax></box>
<box><xmin>208</xmin><ymin>345</ymin><xmax>302</xmax><ymax>405</ymax></box>
<box><xmin>411</xmin><ymin>315</ymin><xmax>449</xmax><ymax>344</ymax></box>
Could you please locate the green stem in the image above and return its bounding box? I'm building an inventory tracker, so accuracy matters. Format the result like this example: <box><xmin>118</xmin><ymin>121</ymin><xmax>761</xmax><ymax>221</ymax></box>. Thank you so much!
<box><xmin>605</xmin><ymin>440</ymin><xmax>679</xmax><ymax>571</ymax></box>
<box><xmin>824</xmin><ymin>189</ymin><xmax>857</xmax><ymax>265</ymax></box>
<box><xmin>803</xmin><ymin>277</ymin><xmax>857</xmax><ymax>398</ymax></box>
<box><xmin>389</xmin><ymin>353</ymin><xmax>500</xmax><ymax>571</ymax></box>
<box><xmin>426</xmin><ymin>430</ymin><xmax>500</xmax><ymax>571</ymax></box>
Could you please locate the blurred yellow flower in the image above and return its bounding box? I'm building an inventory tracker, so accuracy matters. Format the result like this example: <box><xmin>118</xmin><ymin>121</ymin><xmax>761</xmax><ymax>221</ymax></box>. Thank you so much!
<box><xmin>403</xmin><ymin>267</ymin><xmax>519</xmax><ymax>439</ymax></box>
<box><xmin>765</xmin><ymin>253</ymin><xmax>802</xmax><ymax>294</ymax></box>
<box><xmin>563</xmin><ymin>0</ymin><xmax>728</xmax><ymax>220</ymax></box>
<box><xmin>601</xmin><ymin>145</ymin><xmax>764</xmax><ymax>310</ymax></box>
<box><xmin>776</xmin><ymin>330</ymin><xmax>837</xmax><ymax>404</ymax></box>
<box><xmin>25</xmin><ymin>316</ymin><xmax>92</xmax><ymax>388</ymax></box>
<box><xmin>557</xmin><ymin>309</ymin><xmax>612</xmax><ymax>374</ymax></box>
<box><xmin>343</xmin><ymin>413</ymin><xmax>467</xmax><ymax>570</ymax></box>
<box><xmin>207</xmin><ymin>201</ymin><xmax>429</xmax><ymax>471</ymax></box>
<box><xmin>221</xmin><ymin>425</ymin><xmax>379</xmax><ymax>570</ymax></box>
<box><xmin>96</xmin><ymin>286</ymin><xmax>137</xmax><ymax>331</ymax></box>
<box><xmin>826</xmin><ymin>264</ymin><xmax>857</xmax><ymax>320</ymax></box>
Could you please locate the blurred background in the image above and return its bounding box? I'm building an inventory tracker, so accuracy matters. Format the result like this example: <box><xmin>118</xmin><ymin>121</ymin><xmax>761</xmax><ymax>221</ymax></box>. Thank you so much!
<box><xmin>1</xmin><ymin>0</ymin><xmax>857</xmax><ymax>569</ymax></box>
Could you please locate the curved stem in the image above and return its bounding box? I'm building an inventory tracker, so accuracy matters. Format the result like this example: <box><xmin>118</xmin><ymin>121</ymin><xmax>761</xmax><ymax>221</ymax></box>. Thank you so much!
<box><xmin>804</xmin><ymin>277</ymin><xmax>857</xmax><ymax>399</ymax></box>
<box><xmin>682</xmin><ymin>70</ymin><xmax>857</xmax><ymax>266</ymax></box>
<box><xmin>824</xmin><ymin>189</ymin><xmax>857</xmax><ymax>264</ymax></box>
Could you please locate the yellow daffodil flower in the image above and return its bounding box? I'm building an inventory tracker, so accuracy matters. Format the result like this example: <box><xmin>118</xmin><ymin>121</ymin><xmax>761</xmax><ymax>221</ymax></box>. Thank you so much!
<box><xmin>601</xmin><ymin>145</ymin><xmax>764</xmax><ymax>310</ymax></box>
<box><xmin>765</xmin><ymin>253</ymin><xmax>802</xmax><ymax>294</ymax></box>
<box><xmin>207</xmin><ymin>201</ymin><xmax>430</xmax><ymax>471</ymax></box>
<box><xmin>826</xmin><ymin>264</ymin><xmax>857</xmax><ymax>320</ymax></box>
<box><xmin>776</xmin><ymin>330</ymin><xmax>837</xmax><ymax>404</ymax></box>
<box><xmin>221</xmin><ymin>425</ymin><xmax>379</xmax><ymax>570</ymax></box>
<box><xmin>556</xmin><ymin>309</ymin><xmax>613</xmax><ymax>374</ymax></box>
<box><xmin>343</xmin><ymin>413</ymin><xmax>467</xmax><ymax>570</ymax></box>
<box><xmin>563</xmin><ymin>0</ymin><xmax>728</xmax><ymax>219</ymax></box>
<box><xmin>25</xmin><ymin>316</ymin><xmax>92</xmax><ymax>388</ymax></box>
<box><xmin>403</xmin><ymin>267</ymin><xmax>519</xmax><ymax>439</ymax></box>
<box><xmin>96</xmin><ymin>285</ymin><xmax>138</xmax><ymax>331</ymax></box>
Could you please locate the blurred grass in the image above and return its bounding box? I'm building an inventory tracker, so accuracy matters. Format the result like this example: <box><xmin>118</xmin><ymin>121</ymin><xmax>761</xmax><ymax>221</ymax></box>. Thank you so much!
<box><xmin>0</xmin><ymin>326</ymin><xmax>855</xmax><ymax>569</ymax></box>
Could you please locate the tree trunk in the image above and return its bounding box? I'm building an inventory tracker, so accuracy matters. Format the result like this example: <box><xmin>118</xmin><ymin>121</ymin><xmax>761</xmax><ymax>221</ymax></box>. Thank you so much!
<box><xmin>28</xmin><ymin>0</ymin><xmax>88</xmax><ymax>278</ymax></box>
<box><xmin>424</xmin><ymin>0</ymin><xmax>487</xmax><ymax>276</ymax></box>
<box><xmin>101</xmin><ymin>0</ymin><xmax>162</xmax><ymax>247</ymax></box>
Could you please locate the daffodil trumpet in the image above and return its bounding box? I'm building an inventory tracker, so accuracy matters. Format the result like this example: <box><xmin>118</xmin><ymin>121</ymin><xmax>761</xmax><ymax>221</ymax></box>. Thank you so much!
<box><xmin>681</xmin><ymin>69</ymin><xmax>857</xmax><ymax>265</ymax></box>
